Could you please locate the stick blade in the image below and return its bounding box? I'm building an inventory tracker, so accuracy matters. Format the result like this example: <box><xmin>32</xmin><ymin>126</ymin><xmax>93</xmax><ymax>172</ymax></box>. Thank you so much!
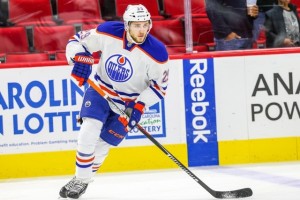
<box><xmin>214</xmin><ymin>188</ymin><xmax>253</xmax><ymax>199</ymax></box>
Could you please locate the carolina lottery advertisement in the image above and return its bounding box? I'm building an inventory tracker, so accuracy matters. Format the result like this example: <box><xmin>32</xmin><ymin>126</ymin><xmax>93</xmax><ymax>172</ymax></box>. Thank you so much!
<box><xmin>0</xmin><ymin>66</ymin><xmax>82</xmax><ymax>154</ymax></box>
<box><xmin>127</xmin><ymin>101</ymin><xmax>166</xmax><ymax>139</ymax></box>
<box><xmin>0</xmin><ymin>65</ymin><xmax>166</xmax><ymax>154</ymax></box>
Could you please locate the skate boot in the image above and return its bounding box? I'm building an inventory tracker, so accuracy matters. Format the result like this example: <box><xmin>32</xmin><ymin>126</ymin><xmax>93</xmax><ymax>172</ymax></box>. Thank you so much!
<box><xmin>67</xmin><ymin>179</ymin><xmax>89</xmax><ymax>199</ymax></box>
<box><xmin>59</xmin><ymin>177</ymin><xmax>77</xmax><ymax>198</ymax></box>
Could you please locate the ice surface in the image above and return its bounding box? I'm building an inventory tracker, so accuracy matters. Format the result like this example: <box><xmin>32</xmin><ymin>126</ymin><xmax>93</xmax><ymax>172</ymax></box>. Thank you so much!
<box><xmin>1</xmin><ymin>161</ymin><xmax>299</xmax><ymax>200</ymax></box>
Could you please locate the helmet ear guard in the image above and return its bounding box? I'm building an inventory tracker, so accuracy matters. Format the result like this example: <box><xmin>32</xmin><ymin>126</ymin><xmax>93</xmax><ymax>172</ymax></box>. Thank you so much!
<box><xmin>123</xmin><ymin>4</ymin><xmax>152</xmax><ymax>44</ymax></box>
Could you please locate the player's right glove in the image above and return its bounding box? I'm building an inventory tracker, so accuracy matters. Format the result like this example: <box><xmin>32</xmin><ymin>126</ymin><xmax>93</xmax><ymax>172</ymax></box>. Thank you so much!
<box><xmin>118</xmin><ymin>101</ymin><xmax>145</xmax><ymax>132</ymax></box>
<box><xmin>71</xmin><ymin>52</ymin><xmax>94</xmax><ymax>87</ymax></box>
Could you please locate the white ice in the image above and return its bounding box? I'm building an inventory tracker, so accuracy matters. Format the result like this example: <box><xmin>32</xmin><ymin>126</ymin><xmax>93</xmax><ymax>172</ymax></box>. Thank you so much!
<box><xmin>1</xmin><ymin>161</ymin><xmax>299</xmax><ymax>200</ymax></box>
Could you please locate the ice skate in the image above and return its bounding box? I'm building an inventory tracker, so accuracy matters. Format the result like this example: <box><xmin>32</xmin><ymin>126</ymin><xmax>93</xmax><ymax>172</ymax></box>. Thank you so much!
<box><xmin>59</xmin><ymin>177</ymin><xmax>77</xmax><ymax>198</ymax></box>
<box><xmin>66</xmin><ymin>179</ymin><xmax>89</xmax><ymax>199</ymax></box>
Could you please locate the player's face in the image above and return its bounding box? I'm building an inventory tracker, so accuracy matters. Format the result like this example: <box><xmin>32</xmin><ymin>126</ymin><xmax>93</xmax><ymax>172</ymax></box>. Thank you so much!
<box><xmin>128</xmin><ymin>21</ymin><xmax>150</xmax><ymax>43</ymax></box>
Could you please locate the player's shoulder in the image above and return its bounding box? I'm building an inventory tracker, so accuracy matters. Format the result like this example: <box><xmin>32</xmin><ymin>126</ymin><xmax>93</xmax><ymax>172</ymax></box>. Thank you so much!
<box><xmin>139</xmin><ymin>34</ymin><xmax>168</xmax><ymax>63</ymax></box>
<box><xmin>96</xmin><ymin>21</ymin><xmax>124</xmax><ymax>39</ymax></box>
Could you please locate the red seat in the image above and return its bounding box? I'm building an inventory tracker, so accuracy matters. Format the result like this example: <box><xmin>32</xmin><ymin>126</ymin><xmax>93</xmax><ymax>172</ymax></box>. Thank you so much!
<box><xmin>82</xmin><ymin>23</ymin><xmax>100</xmax><ymax>31</ymax></box>
<box><xmin>194</xmin><ymin>44</ymin><xmax>209</xmax><ymax>52</ymax></box>
<box><xmin>166</xmin><ymin>45</ymin><xmax>186</xmax><ymax>54</ymax></box>
<box><xmin>115</xmin><ymin>0</ymin><xmax>164</xmax><ymax>20</ymax></box>
<box><xmin>33</xmin><ymin>25</ymin><xmax>76</xmax><ymax>52</ymax></box>
<box><xmin>291</xmin><ymin>0</ymin><xmax>300</xmax><ymax>12</ymax></box>
<box><xmin>166</xmin><ymin>44</ymin><xmax>208</xmax><ymax>54</ymax></box>
<box><xmin>55</xmin><ymin>51</ymin><xmax>67</xmax><ymax>61</ymax></box>
<box><xmin>56</xmin><ymin>51</ymin><xmax>100</xmax><ymax>61</ymax></box>
<box><xmin>191</xmin><ymin>17</ymin><xmax>215</xmax><ymax>50</ymax></box>
<box><xmin>57</xmin><ymin>0</ymin><xmax>104</xmax><ymax>24</ymax></box>
<box><xmin>8</xmin><ymin>0</ymin><xmax>55</xmax><ymax>26</ymax></box>
<box><xmin>291</xmin><ymin>0</ymin><xmax>300</xmax><ymax>7</ymax></box>
<box><xmin>163</xmin><ymin>0</ymin><xmax>207</xmax><ymax>18</ymax></box>
<box><xmin>254</xmin><ymin>28</ymin><xmax>266</xmax><ymax>48</ymax></box>
<box><xmin>0</xmin><ymin>27</ymin><xmax>29</xmax><ymax>53</ymax></box>
<box><xmin>5</xmin><ymin>53</ymin><xmax>50</xmax><ymax>63</ymax></box>
<box><xmin>151</xmin><ymin>19</ymin><xmax>185</xmax><ymax>45</ymax></box>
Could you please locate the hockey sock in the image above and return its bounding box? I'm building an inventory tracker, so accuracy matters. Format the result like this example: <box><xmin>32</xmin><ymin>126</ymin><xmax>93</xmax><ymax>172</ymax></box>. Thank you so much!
<box><xmin>75</xmin><ymin>118</ymin><xmax>104</xmax><ymax>181</ymax></box>
<box><xmin>92</xmin><ymin>138</ymin><xmax>110</xmax><ymax>175</ymax></box>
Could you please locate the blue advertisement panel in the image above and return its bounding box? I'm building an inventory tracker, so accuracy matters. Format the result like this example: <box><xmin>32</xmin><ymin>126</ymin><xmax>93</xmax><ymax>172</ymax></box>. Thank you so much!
<box><xmin>0</xmin><ymin>66</ymin><xmax>167</xmax><ymax>154</ymax></box>
<box><xmin>0</xmin><ymin>66</ymin><xmax>85</xmax><ymax>154</ymax></box>
<box><xmin>126</xmin><ymin>100</ymin><xmax>166</xmax><ymax>139</ymax></box>
<box><xmin>183</xmin><ymin>58</ymin><xmax>218</xmax><ymax>166</ymax></box>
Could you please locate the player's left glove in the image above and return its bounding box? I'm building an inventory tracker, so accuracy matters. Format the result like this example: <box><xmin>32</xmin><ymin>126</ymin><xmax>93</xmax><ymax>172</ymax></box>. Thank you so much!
<box><xmin>118</xmin><ymin>101</ymin><xmax>145</xmax><ymax>132</ymax></box>
<box><xmin>71</xmin><ymin>52</ymin><xmax>94</xmax><ymax>87</ymax></box>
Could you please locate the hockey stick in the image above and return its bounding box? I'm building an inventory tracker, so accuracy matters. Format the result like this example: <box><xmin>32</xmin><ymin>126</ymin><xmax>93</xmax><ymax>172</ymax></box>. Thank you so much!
<box><xmin>87</xmin><ymin>78</ymin><xmax>253</xmax><ymax>199</ymax></box>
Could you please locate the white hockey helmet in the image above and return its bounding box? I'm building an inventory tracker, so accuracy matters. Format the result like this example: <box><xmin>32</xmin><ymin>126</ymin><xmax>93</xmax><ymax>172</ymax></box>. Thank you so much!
<box><xmin>123</xmin><ymin>4</ymin><xmax>152</xmax><ymax>44</ymax></box>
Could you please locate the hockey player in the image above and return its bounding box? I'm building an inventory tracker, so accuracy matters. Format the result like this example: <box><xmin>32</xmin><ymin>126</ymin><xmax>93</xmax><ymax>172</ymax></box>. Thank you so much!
<box><xmin>59</xmin><ymin>4</ymin><xmax>169</xmax><ymax>199</ymax></box>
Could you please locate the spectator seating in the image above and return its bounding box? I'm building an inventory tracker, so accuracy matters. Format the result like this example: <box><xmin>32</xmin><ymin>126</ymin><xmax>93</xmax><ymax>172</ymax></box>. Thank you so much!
<box><xmin>8</xmin><ymin>0</ymin><xmax>56</xmax><ymax>26</ymax></box>
<box><xmin>191</xmin><ymin>17</ymin><xmax>215</xmax><ymax>50</ymax></box>
<box><xmin>0</xmin><ymin>0</ymin><xmax>218</xmax><ymax>57</ymax></box>
<box><xmin>162</xmin><ymin>0</ymin><xmax>207</xmax><ymax>18</ymax></box>
<box><xmin>151</xmin><ymin>18</ymin><xmax>210</xmax><ymax>54</ymax></box>
<box><xmin>82</xmin><ymin>23</ymin><xmax>100</xmax><ymax>31</ymax></box>
<box><xmin>33</xmin><ymin>25</ymin><xmax>76</xmax><ymax>52</ymax></box>
<box><xmin>0</xmin><ymin>53</ymin><xmax>6</xmax><ymax>63</ymax></box>
<box><xmin>254</xmin><ymin>28</ymin><xmax>266</xmax><ymax>48</ymax></box>
<box><xmin>115</xmin><ymin>0</ymin><xmax>164</xmax><ymax>20</ymax></box>
<box><xmin>5</xmin><ymin>53</ymin><xmax>50</xmax><ymax>63</ymax></box>
<box><xmin>56</xmin><ymin>51</ymin><xmax>100</xmax><ymax>61</ymax></box>
<box><xmin>166</xmin><ymin>45</ymin><xmax>187</xmax><ymax>54</ymax></box>
<box><xmin>55</xmin><ymin>51</ymin><xmax>67</xmax><ymax>61</ymax></box>
<box><xmin>0</xmin><ymin>26</ymin><xmax>29</xmax><ymax>53</ymax></box>
<box><xmin>151</xmin><ymin>18</ymin><xmax>185</xmax><ymax>45</ymax></box>
<box><xmin>291</xmin><ymin>0</ymin><xmax>300</xmax><ymax>12</ymax></box>
<box><xmin>56</xmin><ymin>0</ymin><xmax>104</xmax><ymax>24</ymax></box>
<box><xmin>166</xmin><ymin>44</ymin><xmax>208</xmax><ymax>54</ymax></box>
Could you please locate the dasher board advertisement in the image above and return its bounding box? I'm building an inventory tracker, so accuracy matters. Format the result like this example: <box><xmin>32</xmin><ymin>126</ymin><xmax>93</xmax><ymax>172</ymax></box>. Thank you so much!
<box><xmin>183</xmin><ymin>58</ymin><xmax>218</xmax><ymax>166</ymax></box>
<box><xmin>0</xmin><ymin>65</ymin><xmax>167</xmax><ymax>154</ymax></box>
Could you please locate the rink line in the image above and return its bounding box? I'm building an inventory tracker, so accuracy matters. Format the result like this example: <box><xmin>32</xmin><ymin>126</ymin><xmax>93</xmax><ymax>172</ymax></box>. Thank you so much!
<box><xmin>218</xmin><ymin>136</ymin><xmax>300</xmax><ymax>165</ymax></box>
<box><xmin>0</xmin><ymin>143</ymin><xmax>187</xmax><ymax>179</ymax></box>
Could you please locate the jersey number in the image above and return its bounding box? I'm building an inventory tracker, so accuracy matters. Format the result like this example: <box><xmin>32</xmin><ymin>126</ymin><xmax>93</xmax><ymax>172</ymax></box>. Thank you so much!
<box><xmin>162</xmin><ymin>69</ymin><xmax>169</xmax><ymax>83</ymax></box>
<box><xmin>80</xmin><ymin>31</ymin><xmax>91</xmax><ymax>40</ymax></box>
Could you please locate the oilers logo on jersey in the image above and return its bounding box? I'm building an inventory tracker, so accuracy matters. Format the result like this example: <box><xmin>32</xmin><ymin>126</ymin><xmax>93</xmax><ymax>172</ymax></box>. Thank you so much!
<box><xmin>84</xmin><ymin>101</ymin><xmax>91</xmax><ymax>107</ymax></box>
<box><xmin>105</xmin><ymin>54</ymin><xmax>133</xmax><ymax>82</ymax></box>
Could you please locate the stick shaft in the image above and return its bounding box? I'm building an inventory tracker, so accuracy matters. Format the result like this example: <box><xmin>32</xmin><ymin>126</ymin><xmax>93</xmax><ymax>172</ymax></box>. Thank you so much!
<box><xmin>86</xmin><ymin>78</ymin><xmax>252</xmax><ymax>199</ymax></box>
<box><xmin>87</xmin><ymin>79</ymin><xmax>214</xmax><ymax>191</ymax></box>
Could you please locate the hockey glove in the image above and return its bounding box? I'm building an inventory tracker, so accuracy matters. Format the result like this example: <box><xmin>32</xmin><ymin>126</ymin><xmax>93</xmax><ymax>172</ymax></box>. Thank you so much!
<box><xmin>119</xmin><ymin>101</ymin><xmax>145</xmax><ymax>132</ymax></box>
<box><xmin>71</xmin><ymin>52</ymin><xmax>94</xmax><ymax>87</ymax></box>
